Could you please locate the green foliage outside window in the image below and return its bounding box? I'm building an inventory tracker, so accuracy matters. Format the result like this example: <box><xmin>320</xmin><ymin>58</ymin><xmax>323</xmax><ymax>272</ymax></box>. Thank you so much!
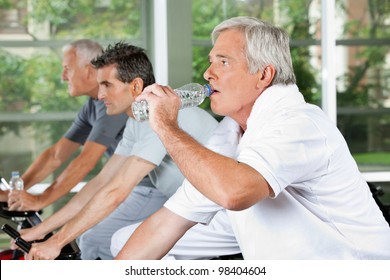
<box><xmin>0</xmin><ymin>0</ymin><xmax>142</xmax><ymax>177</ymax></box>
<box><xmin>1</xmin><ymin>0</ymin><xmax>390</xmax><ymax>173</ymax></box>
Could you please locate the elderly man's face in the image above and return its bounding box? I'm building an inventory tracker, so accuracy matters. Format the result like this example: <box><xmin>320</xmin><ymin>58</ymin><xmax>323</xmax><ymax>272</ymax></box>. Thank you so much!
<box><xmin>204</xmin><ymin>29</ymin><xmax>263</xmax><ymax>126</ymax></box>
<box><xmin>61</xmin><ymin>48</ymin><xmax>97</xmax><ymax>98</ymax></box>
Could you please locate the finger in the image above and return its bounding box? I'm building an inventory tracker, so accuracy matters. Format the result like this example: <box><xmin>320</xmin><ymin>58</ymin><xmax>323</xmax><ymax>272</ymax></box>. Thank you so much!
<box><xmin>136</xmin><ymin>84</ymin><xmax>156</xmax><ymax>101</ymax></box>
<box><xmin>8</xmin><ymin>200</ymin><xmax>21</xmax><ymax>211</ymax></box>
<box><xmin>7</xmin><ymin>201</ymin><xmax>15</xmax><ymax>210</ymax></box>
<box><xmin>10</xmin><ymin>239</ymin><xmax>18</xmax><ymax>250</ymax></box>
<box><xmin>7</xmin><ymin>192</ymin><xmax>16</xmax><ymax>200</ymax></box>
<box><xmin>8</xmin><ymin>191</ymin><xmax>22</xmax><ymax>203</ymax></box>
<box><xmin>25</xmin><ymin>252</ymin><xmax>33</xmax><ymax>260</ymax></box>
<box><xmin>157</xmin><ymin>85</ymin><xmax>177</xmax><ymax>98</ymax></box>
<box><xmin>26</xmin><ymin>246</ymin><xmax>40</xmax><ymax>260</ymax></box>
<box><xmin>162</xmin><ymin>85</ymin><xmax>176</xmax><ymax>97</ymax></box>
<box><xmin>142</xmin><ymin>84</ymin><xmax>168</xmax><ymax>98</ymax></box>
<box><xmin>141</xmin><ymin>83</ymin><xmax>155</xmax><ymax>94</ymax></box>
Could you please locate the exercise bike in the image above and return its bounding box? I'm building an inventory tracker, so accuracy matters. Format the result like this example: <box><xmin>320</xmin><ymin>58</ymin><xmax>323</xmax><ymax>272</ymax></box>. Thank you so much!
<box><xmin>368</xmin><ymin>181</ymin><xmax>390</xmax><ymax>226</ymax></box>
<box><xmin>0</xmin><ymin>176</ymin><xmax>81</xmax><ymax>260</ymax></box>
<box><xmin>0</xmin><ymin>205</ymin><xmax>81</xmax><ymax>260</ymax></box>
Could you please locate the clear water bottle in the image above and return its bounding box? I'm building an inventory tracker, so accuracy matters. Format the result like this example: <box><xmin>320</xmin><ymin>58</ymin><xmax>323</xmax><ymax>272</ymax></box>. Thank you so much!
<box><xmin>9</xmin><ymin>171</ymin><xmax>24</xmax><ymax>191</ymax></box>
<box><xmin>132</xmin><ymin>83</ymin><xmax>213</xmax><ymax>122</ymax></box>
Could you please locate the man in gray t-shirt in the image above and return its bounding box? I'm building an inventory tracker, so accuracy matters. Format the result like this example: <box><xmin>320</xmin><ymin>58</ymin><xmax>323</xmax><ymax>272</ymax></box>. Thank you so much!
<box><xmin>64</xmin><ymin>97</ymin><xmax>126</xmax><ymax>157</ymax></box>
<box><xmin>5</xmin><ymin>39</ymin><xmax>127</xmax><ymax>212</ymax></box>
<box><xmin>21</xmin><ymin>42</ymin><xmax>218</xmax><ymax>260</ymax></box>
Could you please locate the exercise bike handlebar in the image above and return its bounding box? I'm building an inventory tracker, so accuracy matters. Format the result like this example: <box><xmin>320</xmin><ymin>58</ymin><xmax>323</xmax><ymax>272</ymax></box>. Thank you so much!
<box><xmin>1</xmin><ymin>224</ymin><xmax>32</xmax><ymax>253</ymax></box>
<box><xmin>1</xmin><ymin>223</ymin><xmax>81</xmax><ymax>260</ymax></box>
<box><xmin>0</xmin><ymin>178</ymin><xmax>81</xmax><ymax>260</ymax></box>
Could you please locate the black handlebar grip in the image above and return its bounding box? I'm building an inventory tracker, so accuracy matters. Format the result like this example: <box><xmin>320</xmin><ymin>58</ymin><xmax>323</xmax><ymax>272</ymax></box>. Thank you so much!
<box><xmin>1</xmin><ymin>224</ymin><xmax>20</xmax><ymax>239</ymax></box>
<box><xmin>15</xmin><ymin>237</ymin><xmax>32</xmax><ymax>253</ymax></box>
<box><xmin>1</xmin><ymin>224</ymin><xmax>32</xmax><ymax>253</ymax></box>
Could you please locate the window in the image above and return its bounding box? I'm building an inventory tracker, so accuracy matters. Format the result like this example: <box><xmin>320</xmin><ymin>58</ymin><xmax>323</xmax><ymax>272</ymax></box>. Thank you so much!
<box><xmin>190</xmin><ymin>0</ymin><xmax>390</xmax><ymax>197</ymax></box>
<box><xmin>0</xmin><ymin>0</ymin><xmax>143</xmax><ymax>181</ymax></box>
<box><xmin>1</xmin><ymin>0</ymin><xmax>389</xmax><ymax>194</ymax></box>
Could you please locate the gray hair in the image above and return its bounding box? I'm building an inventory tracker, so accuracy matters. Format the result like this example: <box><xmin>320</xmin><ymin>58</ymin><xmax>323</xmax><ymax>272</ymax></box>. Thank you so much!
<box><xmin>212</xmin><ymin>16</ymin><xmax>296</xmax><ymax>85</ymax></box>
<box><xmin>62</xmin><ymin>39</ymin><xmax>103</xmax><ymax>67</ymax></box>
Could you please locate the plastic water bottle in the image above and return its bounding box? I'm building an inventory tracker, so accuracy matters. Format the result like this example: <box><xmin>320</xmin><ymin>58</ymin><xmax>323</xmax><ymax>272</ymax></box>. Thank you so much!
<box><xmin>9</xmin><ymin>171</ymin><xmax>24</xmax><ymax>191</ymax></box>
<box><xmin>132</xmin><ymin>83</ymin><xmax>213</xmax><ymax>122</ymax></box>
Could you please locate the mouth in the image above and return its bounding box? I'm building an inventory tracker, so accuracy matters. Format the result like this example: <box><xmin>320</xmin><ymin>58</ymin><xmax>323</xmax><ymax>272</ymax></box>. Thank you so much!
<box><xmin>210</xmin><ymin>88</ymin><xmax>219</xmax><ymax>96</ymax></box>
<box><xmin>208</xmin><ymin>85</ymin><xmax>219</xmax><ymax>96</ymax></box>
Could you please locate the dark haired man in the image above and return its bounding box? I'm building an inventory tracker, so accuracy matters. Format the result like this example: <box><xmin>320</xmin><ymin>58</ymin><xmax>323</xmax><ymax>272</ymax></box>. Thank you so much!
<box><xmin>20</xmin><ymin>42</ymin><xmax>219</xmax><ymax>260</ymax></box>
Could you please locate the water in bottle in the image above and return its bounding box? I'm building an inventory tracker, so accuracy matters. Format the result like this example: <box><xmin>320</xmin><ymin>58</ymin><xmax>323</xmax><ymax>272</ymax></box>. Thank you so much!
<box><xmin>132</xmin><ymin>83</ymin><xmax>213</xmax><ymax>122</ymax></box>
<box><xmin>9</xmin><ymin>171</ymin><xmax>24</xmax><ymax>191</ymax></box>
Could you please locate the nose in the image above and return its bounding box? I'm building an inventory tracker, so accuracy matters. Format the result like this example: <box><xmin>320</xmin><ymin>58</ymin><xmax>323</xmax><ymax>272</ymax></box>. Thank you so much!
<box><xmin>203</xmin><ymin>65</ymin><xmax>213</xmax><ymax>82</ymax></box>
<box><xmin>61</xmin><ymin>70</ymin><xmax>68</xmax><ymax>81</ymax></box>
<box><xmin>97</xmin><ymin>88</ymin><xmax>105</xmax><ymax>100</ymax></box>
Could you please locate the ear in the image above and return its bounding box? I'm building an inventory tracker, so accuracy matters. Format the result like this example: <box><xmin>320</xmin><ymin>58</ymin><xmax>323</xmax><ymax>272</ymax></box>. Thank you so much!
<box><xmin>86</xmin><ymin>64</ymin><xmax>96</xmax><ymax>80</ymax></box>
<box><xmin>257</xmin><ymin>65</ymin><xmax>276</xmax><ymax>88</ymax></box>
<box><xmin>130</xmin><ymin>77</ymin><xmax>145</xmax><ymax>98</ymax></box>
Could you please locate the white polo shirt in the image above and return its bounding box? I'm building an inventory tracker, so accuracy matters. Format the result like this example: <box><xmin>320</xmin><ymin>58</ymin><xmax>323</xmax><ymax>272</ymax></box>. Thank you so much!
<box><xmin>165</xmin><ymin>84</ymin><xmax>390</xmax><ymax>259</ymax></box>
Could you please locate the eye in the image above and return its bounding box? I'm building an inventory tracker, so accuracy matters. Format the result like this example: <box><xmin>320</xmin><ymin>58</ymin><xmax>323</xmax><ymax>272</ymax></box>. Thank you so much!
<box><xmin>221</xmin><ymin>59</ymin><xmax>229</xmax><ymax>66</ymax></box>
<box><xmin>100</xmin><ymin>82</ymin><xmax>110</xmax><ymax>88</ymax></box>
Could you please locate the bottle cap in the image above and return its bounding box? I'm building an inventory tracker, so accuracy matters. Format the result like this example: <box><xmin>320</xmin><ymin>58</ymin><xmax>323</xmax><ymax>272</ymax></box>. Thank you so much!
<box><xmin>204</xmin><ymin>84</ymin><xmax>214</xmax><ymax>97</ymax></box>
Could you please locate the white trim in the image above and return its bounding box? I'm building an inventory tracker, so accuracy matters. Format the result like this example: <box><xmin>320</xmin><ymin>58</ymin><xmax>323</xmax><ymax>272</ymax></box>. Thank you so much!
<box><xmin>153</xmin><ymin>0</ymin><xmax>168</xmax><ymax>84</ymax></box>
<box><xmin>27</xmin><ymin>182</ymin><xmax>86</xmax><ymax>194</ymax></box>
<box><xmin>362</xmin><ymin>172</ymin><xmax>390</xmax><ymax>183</ymax></box>
<box><xmin>321</xmin><ymin>0</ymin><xmax>337</xmax><ymax>124</ymax></box>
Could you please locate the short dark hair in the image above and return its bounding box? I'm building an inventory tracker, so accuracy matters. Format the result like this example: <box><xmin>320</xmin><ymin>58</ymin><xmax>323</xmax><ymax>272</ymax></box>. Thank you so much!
<box><xmin>91</xmin><ymin>42</ymin><xmax>155</xmax><ymax>88</ymax></box>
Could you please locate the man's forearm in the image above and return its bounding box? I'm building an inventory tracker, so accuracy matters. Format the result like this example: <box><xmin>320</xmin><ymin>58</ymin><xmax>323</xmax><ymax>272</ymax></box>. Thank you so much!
<box><xmin>41</xmin><ymin>155</ymin><xmax>156</xmax><ymax>251</ymax></box>
<box><xmin>27</xmin><ymin>174</ymin><xmax>105</xmax><ymax>239</ymax></box>
<box><xmin>52</xmin><ymin>184</ymin><xmax>132</xmax><ymax>248</ymax></box>
<box><xmin>36</xmin><ymin>160</ymin><xmax>96</xmax><ymax>209</ymax></box>
<box><xmin>31</xmin><ymin>190</ymin><xmax>89</xmax><ymax>238</ymax></box>
<box><xmin>115</xmin><ymin>207</ymin><xmax>196</xmax><ymax>260</ymax></box>
<box><xmin>0</xmin><ymin>190</ymin><xmax>8</xmax><ymax>202</ymax></box>
<box><xmin>155</xmin><ymin>126</ymin><xmax>230</xmax><ymax>205</ymax></box>
<box><xmin>22</xmin><ymin>138</ymin><xmax>81</xmax><ymax>190</ymax></box>
<box><xmin>155</xmin><ymin>125</ymin><xmax>268</xmax><ymax>210</ymax></box>
<box><xmin>22</xmin><ymin>149</ymin><xmax>63</xmax><ymax>189</ymax></box>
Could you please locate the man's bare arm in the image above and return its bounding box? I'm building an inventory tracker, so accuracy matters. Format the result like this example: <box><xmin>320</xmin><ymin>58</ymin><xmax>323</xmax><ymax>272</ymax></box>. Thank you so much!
<box><xmin>115</xmin><ymin>207</ymin><xmax>196</xmax><ymax>260</ymax></box>
<box><xmin>142</xmin><ymin>84</ymin><xmax>271</xmax><ymax>211</ymax></box>
<box><xmin>157</xmin><ymin>127</ymin><xmax>270</xmax><ymax>210</ymax></box>
<box><xmin>8</xmin><ymin>139</ymin><xmax>108</xmax><ymax>211</ymax></box>
<box><xmin>22</xmin><ymin>137</ymin><xmax>80</xmax><ymax>189</ymax></box>
<box><xmin>25</xmin><ymin>156</ymin><xmax>156</xmax><ymax>260</ymax></box>
<box><xmin>1</xmin><ymin>138</ymin><xmax>77</xmax><ymax>203</ymax></box>
<box><xmin>19</xmin><ymin>154</ymin><xmax>128</xmax><ymax>242</ymax></box>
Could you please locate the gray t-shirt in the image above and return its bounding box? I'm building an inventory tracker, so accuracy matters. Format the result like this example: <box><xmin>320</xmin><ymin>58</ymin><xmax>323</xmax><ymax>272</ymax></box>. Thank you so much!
<box><xmin>115</xmin><ymin>107</ymin><xmax>218</xmax><ymax>197</ymax></box>
<box><xmin>64</xmin><ymin>98</ymin><xmax>128</xmax><ymax>156</ymax></box>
